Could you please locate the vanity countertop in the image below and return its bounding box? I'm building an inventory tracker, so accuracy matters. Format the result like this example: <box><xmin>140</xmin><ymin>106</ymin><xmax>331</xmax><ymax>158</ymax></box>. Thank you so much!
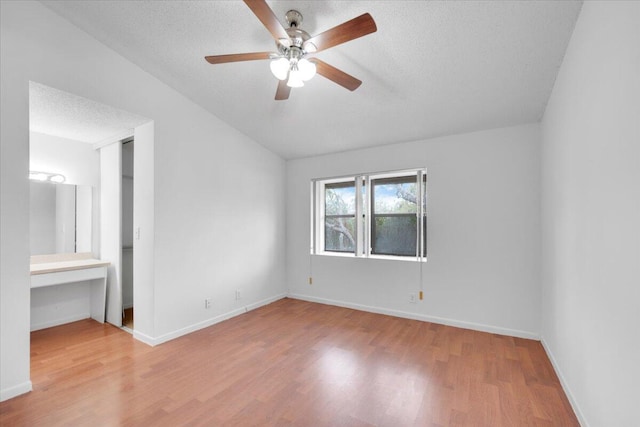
<box><xmin>30</xmin><ymin>253</ymin><xmax>110</xmax><ymax>275</ymax></box>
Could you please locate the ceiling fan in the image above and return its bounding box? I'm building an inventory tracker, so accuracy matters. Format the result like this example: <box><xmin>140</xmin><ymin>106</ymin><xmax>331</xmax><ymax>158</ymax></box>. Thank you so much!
<box><xmin>204</xmin><ymin>0</ymin><xmax>377</xmax><ymax>100</ymax></box>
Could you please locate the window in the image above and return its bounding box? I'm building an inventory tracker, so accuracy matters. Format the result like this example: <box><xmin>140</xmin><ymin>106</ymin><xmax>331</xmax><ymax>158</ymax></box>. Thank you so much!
<box><xmin>371</xmin><ymin>176</ymin><xmax>422</xmax><ymax>257</ymax></box>
<box><xmin>311</xmin><ymin>169</ymin><xmax>427</xmax><ymax>260</ymax></box>
<box><xmin>324</xmin><ymin>181</ymin><xmax>356</xmax><ymax>253</ymax></box>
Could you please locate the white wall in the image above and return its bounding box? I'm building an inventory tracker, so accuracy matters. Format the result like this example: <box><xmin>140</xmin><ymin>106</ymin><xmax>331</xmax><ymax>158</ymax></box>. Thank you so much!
<box><xmin>1</xmin><ymin>1</ymin><xmax>286</xmax><ymax>400</ymax></box>
<box><xmin>540</xmin><ymin>2</ymin><xmax>640</xmax><ymax>426</ymax></box>
<box><xmin>287</xmin><ymin>124</ymin><xmax>541</xmax><ymax>338</ymax></box>
<box><xmin>28</xmin><ymin>132</ymin><xmax>101</xmax><ymax>331</ymax></box>
<box><xmin>0</xmin><ymin>3</ymin><xmax>31</xmax><ymax>399</ymax></box>
<box><xmin>131</xmin><ymin>122</ymin><xmax>155</xmax><ymax>340</ymax></box>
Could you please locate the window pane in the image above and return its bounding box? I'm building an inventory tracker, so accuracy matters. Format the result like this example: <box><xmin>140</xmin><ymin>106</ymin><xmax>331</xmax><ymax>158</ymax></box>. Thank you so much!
<box><xmin>373</xmin><ymin>177</ymin><xmax>417</xmax><ymax>214</ymax></box>
<box><xmin>325</xmin><ymin>182</ymin><xmax>355</xmax><ymax>215</ymax></box>
<box><xmin>372</xmin><ymin>215</ymin><xmax>416</xmax><ymax>256</ymax></box>
<box><xmin>325</xmin><ymin>217</ymin><xmax>356</xmax><ymax>252</ymax></box>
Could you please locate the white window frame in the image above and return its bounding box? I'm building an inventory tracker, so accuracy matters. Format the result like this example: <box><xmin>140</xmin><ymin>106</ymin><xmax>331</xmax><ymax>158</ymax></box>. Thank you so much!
<box><xmin>311</xmin><ymin>168</ymin><xmax>427</xmax><ymax>262</ymax></box>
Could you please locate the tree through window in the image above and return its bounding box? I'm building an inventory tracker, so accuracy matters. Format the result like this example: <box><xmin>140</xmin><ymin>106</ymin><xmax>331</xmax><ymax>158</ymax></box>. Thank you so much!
<box><xmin>324</xmin><ymin>182</ymin><xmax>356</xmax><ymax>252</ymax></box>
<box><xmin>371</xmin><ymin>176</ymin><xmax>422</xmax><ymax>256</ymax></box>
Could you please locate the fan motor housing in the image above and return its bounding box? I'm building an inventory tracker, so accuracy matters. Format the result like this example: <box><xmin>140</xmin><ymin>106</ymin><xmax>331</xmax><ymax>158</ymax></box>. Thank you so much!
<box><xmin>276</xmin><ymin>10</ymin><xmax>310</xmax><ymax>51</ymax></box>
<box><xmin>286</xmin><ymin>27</ymin><xmax>311</xmax><ymax>48</ymax></box>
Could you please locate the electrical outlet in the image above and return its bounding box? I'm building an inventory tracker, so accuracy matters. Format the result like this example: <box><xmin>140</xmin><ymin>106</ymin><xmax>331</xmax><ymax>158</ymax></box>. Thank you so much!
<box><xmin>309</xmin><ymin>277</ymin><xmax>313</xmax><ymax>285</ymax></box>
<box><xmin>235</xmin><ymin>290</ymin><xmax>241</xmax><ymax>300</ymax></box>
<box><xmin>205</xmin><ymin>298</ymin><xmax>212</xmax><ymax>309</ymax></box>
<box><xmin>409</xmin><ymin>293</ymin><xmax>417</xmax><ymax>303</ymax></box>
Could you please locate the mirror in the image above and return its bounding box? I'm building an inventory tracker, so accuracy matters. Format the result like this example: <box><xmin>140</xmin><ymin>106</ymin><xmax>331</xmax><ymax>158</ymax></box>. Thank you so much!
<box><xmin>30</xmin><ymin>181</ymin><xmax>92</xmax><ymax>255</ymax></box>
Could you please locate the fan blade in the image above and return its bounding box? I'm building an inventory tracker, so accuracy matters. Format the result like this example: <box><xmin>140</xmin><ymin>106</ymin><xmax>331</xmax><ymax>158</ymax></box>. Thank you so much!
<box><xmin>275</xmin><ymin>80</ymin><xmax>291</xmax><ymax>100</ymax></box>
<box><xmin>243</xmin><ymin>0</ymin><xmax>290</xmax><ymax>44</ymax></box>
<box><xmin>311</xmin><ymin>59</ymin><xmax>362</xmax><ymax>91</ymax></box>
<box><xmin>304</xmin><ymin>13</ymin><xmax>377</xmax><ymax>53</ymax></box>
<box><xmin>205</xmin><ymin>52</ymin><xmax>272</xmax><ymax>64</ymax></box>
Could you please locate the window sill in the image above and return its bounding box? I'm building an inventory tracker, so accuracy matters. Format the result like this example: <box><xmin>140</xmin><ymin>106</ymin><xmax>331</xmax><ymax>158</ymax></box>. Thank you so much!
<box><xmin>313</xmin><ymin>252</ymin><xmax>427</xmax><ymax>263</ymax></box>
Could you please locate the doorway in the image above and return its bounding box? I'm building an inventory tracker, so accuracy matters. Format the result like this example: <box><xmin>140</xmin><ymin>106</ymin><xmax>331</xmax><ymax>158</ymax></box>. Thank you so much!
<box><xmin>121</xmin><ymin>138</ymin><xmax>134</xmax><ymax>331</ymax></box>
<box><xmin>100</xmin><ymin>121</ymin><xmax>154</xmax><ymax>338</ymax></box>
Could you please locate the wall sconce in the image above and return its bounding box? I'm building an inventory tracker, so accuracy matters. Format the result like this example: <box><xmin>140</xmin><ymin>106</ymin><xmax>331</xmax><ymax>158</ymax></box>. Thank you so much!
<box><xmin>29</xmin><ymin>171</ymin><xmax>66</xmax><ymax>183</ymax></box>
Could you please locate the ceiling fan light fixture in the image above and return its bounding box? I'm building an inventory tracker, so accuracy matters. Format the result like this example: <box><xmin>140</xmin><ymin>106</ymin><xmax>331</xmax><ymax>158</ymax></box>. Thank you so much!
<box><xmin>270</xmin><ymin>57</ymin><xmax>289</xmax><ymax>80</ymax></box>
<box><xmin>297</xmin><ymin>58</ymin><xmax>316</xmax><ymax>81</ymax></box>
<box><xmin>287</xmin><ymin>68</ymin><xmax>305</xmax><ymax>88</ymax></box>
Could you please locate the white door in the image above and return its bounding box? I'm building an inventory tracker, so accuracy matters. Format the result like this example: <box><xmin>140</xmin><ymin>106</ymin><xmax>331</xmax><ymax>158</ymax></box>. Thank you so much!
<box><xmin>100</xmin><ymin>141</ymin><xmax>123</xmax><ymax>326</ymax></box>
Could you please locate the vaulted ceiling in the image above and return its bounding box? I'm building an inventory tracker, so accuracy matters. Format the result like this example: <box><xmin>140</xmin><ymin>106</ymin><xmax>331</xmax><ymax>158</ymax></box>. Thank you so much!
<box><xmin>42</xmin><ymin>1</ymin><xmax>582</xmax><ymax>159</ymax></box>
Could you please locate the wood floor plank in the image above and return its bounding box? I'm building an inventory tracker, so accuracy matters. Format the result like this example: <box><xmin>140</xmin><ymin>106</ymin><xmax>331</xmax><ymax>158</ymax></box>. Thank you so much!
<box><xmin>0</xmin><ymin>298</ymin><xmax>579</xmax><ymax>426</ymax></box>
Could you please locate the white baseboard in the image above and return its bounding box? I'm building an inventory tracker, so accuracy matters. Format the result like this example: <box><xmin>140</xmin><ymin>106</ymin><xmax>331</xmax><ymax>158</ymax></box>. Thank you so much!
<box><xmin>132</xmin><ymin>330</ymin><xmax>156</xmax><ymax>346</ymax></box>
<box><xmin>133</xmin><ymin>293</ymin><xmax>287</xmax><ymax>347</ymax></box>
<box><xmin>288</xmin><ymin>293</ymin><xmax>539</xmax><ymax>340</ymax></box>
<box><xmin>540</xmin><ymin>337</ymin><xmax>588</xmax><ymax>427</ymax></box>
<box><xmin>30</xmin><ymin>313</ymin><xmax>90</xmax><ymax>332</ymax></box>
<box><xmin>0</xmin><ymin>380</ymin><xmax>32</xmax><ymax>402</ymax></box>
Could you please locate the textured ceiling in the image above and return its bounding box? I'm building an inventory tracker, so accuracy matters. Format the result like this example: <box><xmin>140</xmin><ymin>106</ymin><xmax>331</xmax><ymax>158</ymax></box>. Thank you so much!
<box><xmin>42</xmin><ymin>1</ymin><xmax>582</xmax><ymax>159</ymax></box>
<box><xmin>29</xmin><ymin>82</ymin><xmax>150</xmax><ymax>144</ymax></box>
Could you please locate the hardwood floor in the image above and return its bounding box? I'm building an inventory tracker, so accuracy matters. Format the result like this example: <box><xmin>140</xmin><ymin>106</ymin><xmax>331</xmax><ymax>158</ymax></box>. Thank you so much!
<box><xmin>0</xmin><ymin>298</ymin><xmax>578</xmax><ymax>426</ymax></box>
